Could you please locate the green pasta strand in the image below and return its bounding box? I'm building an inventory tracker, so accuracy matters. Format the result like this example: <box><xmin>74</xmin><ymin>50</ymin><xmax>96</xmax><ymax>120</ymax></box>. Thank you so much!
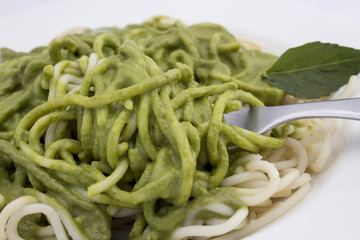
<box><xmin>93</xmin><ymin>33</ymin><xmax>121</xmax><ymax>59</ymax></box>
<box><xmin>44</xmin><ymin>139</ymin><xmax>82</xmax><ymax>160</ymax></box>
<box><xmin>137</xmin><ymin>93</ymin><xmax>158</xmax><ymax>161</ymax></box>
<box><xmin>88</xmin><ymin>158</ymin><xmax>129</xmax><ymax>196</ymax></box>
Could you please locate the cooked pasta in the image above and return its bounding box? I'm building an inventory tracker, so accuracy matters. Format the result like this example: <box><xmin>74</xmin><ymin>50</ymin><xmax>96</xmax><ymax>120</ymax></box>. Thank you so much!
<box><xmin>0</xmin><ymin>16</ymin><xmax>351</xmax><ymax>240</ymax></box>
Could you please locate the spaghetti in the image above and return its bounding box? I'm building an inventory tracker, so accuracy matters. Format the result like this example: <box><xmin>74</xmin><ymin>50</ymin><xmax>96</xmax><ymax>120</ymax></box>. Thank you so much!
<box><xmin>0</xmin><ymin>17</ymin><xmax>350</xmax><ymax>240</ymax></box>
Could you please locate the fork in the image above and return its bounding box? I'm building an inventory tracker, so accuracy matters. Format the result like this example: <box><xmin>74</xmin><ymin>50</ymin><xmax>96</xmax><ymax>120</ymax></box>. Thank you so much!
<box><xmin>224</xmin><ymin>98</ymin><xmax>360</xmax><ymax>134</ymax></box>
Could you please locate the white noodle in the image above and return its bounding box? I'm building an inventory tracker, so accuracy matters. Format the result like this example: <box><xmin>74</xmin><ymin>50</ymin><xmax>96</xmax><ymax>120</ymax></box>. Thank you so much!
<box><xmin>275</xmin><ymin>168</ymin><xmax>300</xmax><ymax>193</ymax></box>
<box><xmin>220</xmin><ymin>171</ymin><xmax>268</xmax><ymax>187</ymax></box>
<box><xmin>172</xmin><ymin>208</ymin><xmax>248</xmax><ymax>240</ymax></box>
<box><xmin>308</xmin><ymin>126</ymin><xmax>332</xmax><ymax>172</ymax></box>
<box><xmin>6</xmin><ymin>203</ymin><xmax>68</xmax><ymax>240</ymax></box>
<box><xmin>290</xmin><ymin>173</ymin><xmax>312</xmax><ymax>190</ymax></box>
<box><xmin>272</xmin><ymin>158</ymin><xmax>297</xmax><ymax>170</ymax></box>
<box><xmin>86</xmin><ymin>53</ymin><xmax>99</xmax><ymax>74</ymax></box>
<box><xmin>238</xmin><ymin>160</ymin><xmax>280</xmax><ymax>206</ymax></box>
<box><xmin>36</xmin><ymin>226</ymin><xmax>55</xmax><ymax>237</ymax></box>
<box><xmin>184</xmin><ymin>204</ymin><xmax>234</xmax><ymax>227</ymax></box>
<box><xmin>333</xmin><ymin>75</ymin><xmax>358</xmax><ymax>99</ymax></box>
<box><xmin>284</xmin><ymin>138</ymin><xmax>308</xmax><ymax>173</ymax></box>
<box><xmin>35</xmin><ymin>194</ymin><xmax>87</xmax><ymax>240</ymax></box>
<box><xmin>107</xmin><ymin>206</ymin><xmax>142</xmax><ymax>218</ymax></box>
<box><xmin>214</xmin><ymin>183</ymin><xmax>311</xmax><ymax>240</ymax></box>
<box><xmin>0</xmin><ymin>196</ymin><xmax>38</xmax><ymax>240</ymax></box>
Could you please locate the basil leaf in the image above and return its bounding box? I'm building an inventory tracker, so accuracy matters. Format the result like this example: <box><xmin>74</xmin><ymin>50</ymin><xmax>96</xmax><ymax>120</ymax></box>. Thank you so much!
<box><xmin>265</xmin><ymin>42</ymin><xmax>360</xmax><ymax>98</ymax></box>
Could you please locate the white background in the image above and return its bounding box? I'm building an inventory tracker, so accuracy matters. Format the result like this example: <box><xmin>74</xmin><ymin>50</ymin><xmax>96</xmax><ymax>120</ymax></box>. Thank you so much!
<box><xmin>1</xmin><ymin>0</ymin><xmax>360</xmax><ymax>53</ymax></box>
<box><xmin>0</xmin><ymin>1</ymin><xmax>360</xmax><ymax>239</ymax></box>
<box><xmin>1</xmin><ymin>0</ymin><xmax>360</xmax><ymax>24</ymax></box>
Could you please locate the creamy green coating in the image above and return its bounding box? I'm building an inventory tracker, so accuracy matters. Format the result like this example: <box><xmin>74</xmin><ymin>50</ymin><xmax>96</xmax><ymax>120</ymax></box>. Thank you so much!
<box><xmin>0</xmin><ymin>17</ymin><xmax>285</xmax><ymax>239</ymax></box>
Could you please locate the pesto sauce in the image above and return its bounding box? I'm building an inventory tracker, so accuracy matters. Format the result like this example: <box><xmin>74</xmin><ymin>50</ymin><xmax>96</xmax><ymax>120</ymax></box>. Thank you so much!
<box><xmin>0</xmin><ymin>17</ymin><xmax>286</xmax><ymax>240</ymax></box>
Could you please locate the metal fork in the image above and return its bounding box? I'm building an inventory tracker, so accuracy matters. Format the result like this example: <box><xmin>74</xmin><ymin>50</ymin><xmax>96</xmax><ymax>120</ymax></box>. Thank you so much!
<box><xmin>224</xmin><ymin>98</ymin><xmax>360</xmax><ymax>134</ymax></box>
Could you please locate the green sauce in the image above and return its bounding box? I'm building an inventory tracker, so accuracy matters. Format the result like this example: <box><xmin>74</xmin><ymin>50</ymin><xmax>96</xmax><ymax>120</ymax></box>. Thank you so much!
<box><xmin>0</xmin><ymin>16</ymin><xmax>285</xmax><ymax>239</ymax></box>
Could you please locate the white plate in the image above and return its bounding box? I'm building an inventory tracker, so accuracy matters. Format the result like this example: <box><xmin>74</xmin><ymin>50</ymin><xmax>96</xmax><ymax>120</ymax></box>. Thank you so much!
<box><xmin>1</xmin><ymin>1</ymin><xmax>360</xmax><ymax>239</ymax></box>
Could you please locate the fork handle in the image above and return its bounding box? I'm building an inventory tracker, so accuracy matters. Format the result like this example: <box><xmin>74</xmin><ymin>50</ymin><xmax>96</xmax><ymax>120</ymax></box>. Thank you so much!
<box><xmin>274</xmin><ymin>97</ymin><xmax>360</xmax><ymax>120</ymax></box>
<box><xmin>242</xmin><ymin>97</ymin><xmax>360</xmax><ymax>134</ymax></box>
